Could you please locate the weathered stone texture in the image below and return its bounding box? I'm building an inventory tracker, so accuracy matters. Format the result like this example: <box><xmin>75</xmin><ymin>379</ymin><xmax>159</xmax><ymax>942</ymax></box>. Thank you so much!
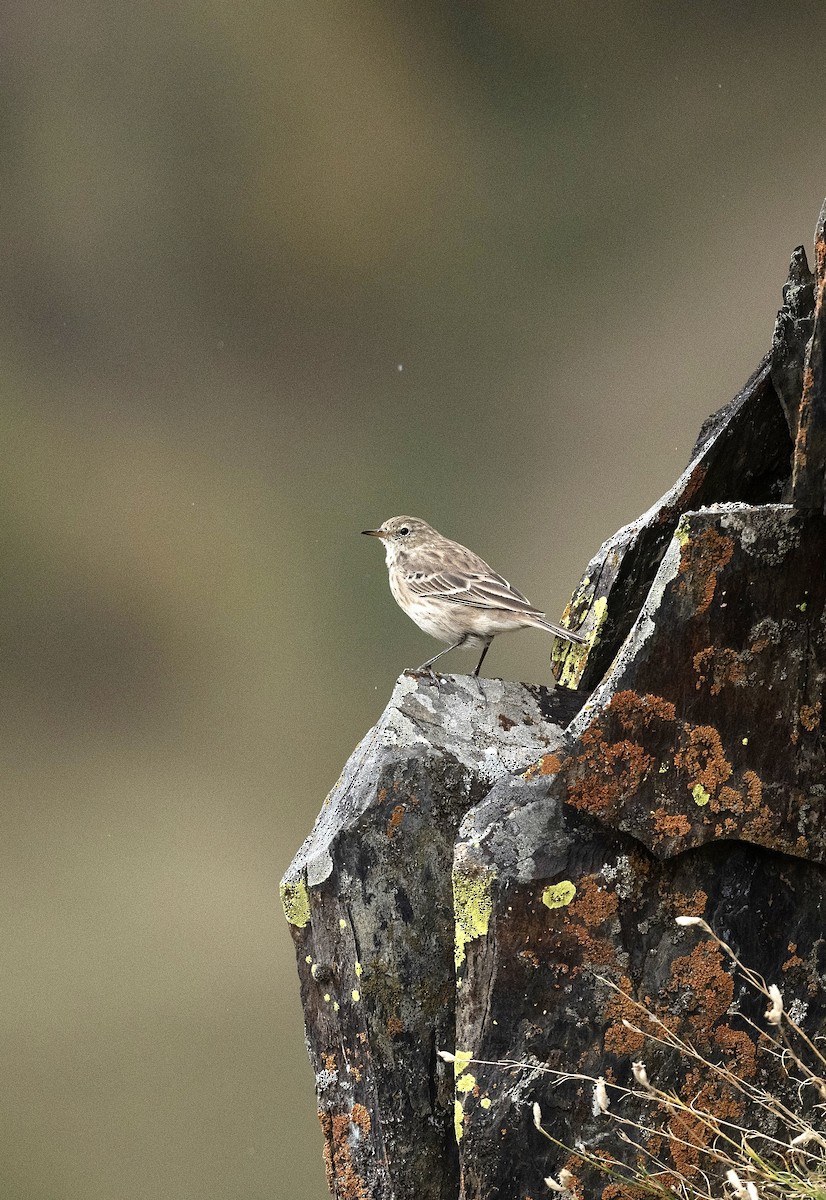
<box><xmin>284</xmin><ymin>212</ymin><xmax>826</xmax><ymax>1200</ymax></box>
<box><xmin>793</xmin><ymin>200</ymin><xmax>826</xmax><ymax>511</ymax></box>
<box><xmin>282</xmin><ymin>675</ymin><xmax>578</xmax><ymax>1200</ymax></box>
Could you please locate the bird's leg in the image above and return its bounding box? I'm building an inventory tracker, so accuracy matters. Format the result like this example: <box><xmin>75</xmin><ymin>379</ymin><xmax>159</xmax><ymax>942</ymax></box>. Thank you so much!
<box><xmin>472</xmin><ymin>637</ymin><xmax>493</xmax><ymax>677</ymax></box>
<box><xmin>416</xmin><ymin>636</ymin><xmax>469</xmax><ymax>675</ymax></box>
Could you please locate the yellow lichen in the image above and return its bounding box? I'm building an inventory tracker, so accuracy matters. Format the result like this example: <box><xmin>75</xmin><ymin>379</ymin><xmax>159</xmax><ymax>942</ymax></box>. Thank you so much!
<box><xmin>280</xmin><ymin>879</ymin><xmax>311</xmax><ymax>928</ymax></box>
<box><xmin>453</xmin><ymin>866</ymin><xmax>495</xmax><ymax>968</ymax></box>
<box><xmin>453</xmin><ymin>1049</ymin><xmax>473</xmax><ymax>1076</ymax></box>
<box><xmin>542</xmin><ymin>880</ymin><xmax>577</xmax><ymax>909</ymax></box>
<box><xmin>454</xmin><ymin>1099</ymin><xmax>464</xmax><ymax>1142</ymax></box>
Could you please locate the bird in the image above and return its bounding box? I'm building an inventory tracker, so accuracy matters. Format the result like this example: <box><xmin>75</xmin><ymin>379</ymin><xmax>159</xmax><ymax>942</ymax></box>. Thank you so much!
<box><xmin>361</xmin><ymin>515</ymin><xmax>586</xmax><ymax>676</ymax></box>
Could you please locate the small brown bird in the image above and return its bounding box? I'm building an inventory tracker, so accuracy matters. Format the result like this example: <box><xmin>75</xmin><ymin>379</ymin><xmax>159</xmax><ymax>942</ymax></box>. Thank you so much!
<box><xmin>362</xmin><ymin>515</ymin><xmax>585</xmax><ymax>676</ymax></box>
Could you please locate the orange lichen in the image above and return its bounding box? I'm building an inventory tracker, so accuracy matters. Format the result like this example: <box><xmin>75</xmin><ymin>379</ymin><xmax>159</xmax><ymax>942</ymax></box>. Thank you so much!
<box><xmin>386</xmin><ymin>1015</ymin><xmax>404</xmax><ymax>1036</ymax></box>
<box><xmin>601</xmin><ymin>1183</ymin><xmax>651</xmax><ymax>1200</ymax></box>
<box><xmin>714</xmin><ymin>1024</ymin><xmax>757</xmax><ymax>1078</ymax></box>
<box><xmin>663</xmin><ymin>1063</ymin><xmax>745</xmax><ymax>1181</ymax></box>
<box><xmin>667</xmin><ymin>942</ymin><xmax>733</xmax><ymax>1037</ymax></box>
<box><xmin>603</xmin><ymin>977</ymin><xmax>645</xmax><ymax>1055</ymax></box>
<box><xmin>608</xmin><ymin>690</ymin><xmax>676</xmax><ymax>729</ymax></box>
<box><xmin>567</xmin><ymin>730</ymin><xmax>654</xmax><ymax>816</ymax></box>
<box><xmin>568</xmin><ymin>875</ymin><xmax>619</xmax><ymax>927</ymax></box>
<box><xmin>518</xmin><ymin>949</ymin><xmax>540</xmax><ymax>969</ymax></box>
<box><xmin>744</xmin><ymin>770</ymin><xmax>763</xmax><ymax>808</ymax></box>
<box><xmin>670</xmin><ymin>889</ymin><xmax>707</xmax><ymax>918</ymax></box>
<box><xmin>560</xmin><ymin>1159</ymin><xmax>584</xmax><ymax>1200</ymax></box>
<box><xmin>386</xmin><ymin>804</ymin><xmax>405</xmax><ymax>840</ymax></box>
<box><xmin>319</xmin><ymin>1109</ymin><xmax>371</xmax><ymax>1200</ymax></box>
<box><xmin>674</xmin><ymin>724</ymin><xmax>732</xmax><ymax>798</ymax></box>
<box><xmin>800</xmin><ymin>703</ymin><xmax>821</xmax><ymax>732</ymax></box>
<box><xmin>524</xmin><ymin>752</ymin><xmax>563</xmax><ymax>780</ymax></box>
<box><xmin>351</xmin><ymin>1103</ymin><xmax>371</xmax><ymax>1135</ymax></box>
<box><xmin>665</xmin><ymin>1107</ymin><xmax>706</xmax><ymax>1179</ymax></box>
<box><xmin>677</xmin><ymin>527</ymin><xmax>734</xmax><ymax>614</ymax></box>
<box><xmin>713</xmin><ymin>785</ymin><xmax>742</xmax><ymax>813</ymax></box>
<box><xmin>653</xmin><ymin>810</ymin><xmax>691</xmax><ymax>838</ymax></box>
<box><xmin>692</xmin><ymin>647</ymin><xmax>746</xmax><ymax>694</ymax></box>
<box><xmin>565</xmin><ymin>926</ymin><xmax>620</xmax><ymax>967</ymax></box>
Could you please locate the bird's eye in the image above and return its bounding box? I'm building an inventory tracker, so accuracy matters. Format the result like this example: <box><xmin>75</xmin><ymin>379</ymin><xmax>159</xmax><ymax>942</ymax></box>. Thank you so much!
<box><xmin>399</xmin><ymin>527</ymin><xmax>410</xmax><ymax>536</ymax></box>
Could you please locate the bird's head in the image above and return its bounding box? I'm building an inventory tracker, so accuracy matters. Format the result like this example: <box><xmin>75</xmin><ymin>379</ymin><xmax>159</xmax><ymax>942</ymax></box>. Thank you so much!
<box><xmin>361</xmin><ymin>516</ymin><xmax>435</xmax><ymax>562</ymax></box>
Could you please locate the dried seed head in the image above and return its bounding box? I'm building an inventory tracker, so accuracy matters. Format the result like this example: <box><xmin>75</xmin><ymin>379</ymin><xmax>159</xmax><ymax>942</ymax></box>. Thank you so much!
<box><xmin>543</xmin><ymin>1177</ymin><xmax>566</xmax><ymax>1194</ymax></box>
<box><xmin>533</xmin><ymin>1101</ymin><xmax>543</xmax><ymax>1130</ymax></box>
<box><xmin>593</xmin><ymin>1077</ymin><xmax>610</xmax><ymax>1114</ymax></box>
<box><xmin>437</xmin><ymin>1050</ymin><xmax>456</xmax><ymax>1063</ymax></box>
<box><xmin>745</xmin><ymin>1184</ymin><xmax>759</xmax><ymax>1200</ymax></box>
<box><xmin>764</xmin><ymin>984</ymin><xmax>783</xmax><ymax>1026</ymax></box>
<box><xmin>558</xmin><ymin>1169</ymin><xmax>575</xmax><ymax>1187</ymax></box>
<box><xmin>725</xmin><ymin>1168</ymin><xmax>747</xmax><ymax>1198</ymax></box>
<box><xmin>631</xmin><ymin>1060</ymin><xmax>649</xmax><ymax>1088</ymax></box>
<box><xmin>675</xmin><ymin>915</ymin><xmax>705</xmax><ymax>927</ymax></box>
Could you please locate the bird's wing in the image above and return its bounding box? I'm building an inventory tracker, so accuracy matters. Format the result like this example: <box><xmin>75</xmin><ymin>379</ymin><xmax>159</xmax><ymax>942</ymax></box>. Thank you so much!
<box><xmin>405</xmin><ymin>568</ymin><xmax>543</xmax><ymax>616</ymax></box>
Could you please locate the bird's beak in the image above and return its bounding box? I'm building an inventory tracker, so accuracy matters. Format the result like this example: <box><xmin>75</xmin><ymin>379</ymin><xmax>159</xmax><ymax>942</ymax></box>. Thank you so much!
<box><xmin>361</xmin><ymin>528</ymin><xmax>387</xmax><ymax>538</ymax></box>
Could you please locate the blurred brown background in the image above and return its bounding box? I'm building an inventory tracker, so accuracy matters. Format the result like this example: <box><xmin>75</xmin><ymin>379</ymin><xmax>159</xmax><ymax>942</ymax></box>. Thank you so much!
<box><xmin>2</xmin><ymin>2</ymin><xmax>825</xmax><ymax>1197</ymax></box>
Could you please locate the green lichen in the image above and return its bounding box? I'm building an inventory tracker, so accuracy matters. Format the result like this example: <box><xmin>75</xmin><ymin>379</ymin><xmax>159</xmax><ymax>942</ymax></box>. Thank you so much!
<box><xmin>553</xmin><ymin>593</ymin><xmax>605</xmax><ymax>688</ymax></box>
<box><xmin>675</xmin><ymin>516</ymin><xmax>691</xmax><ymax>547</ymax></box>
<box><xmin>280</xmin><ymin>879</ymin><xmax>311</xmax><ymax>928</ymax></box>
<box><xmin>542</xmin><ymin>880</ymin><xmax>577</xmax><ymax>909</ymax></box>
<box><xmin>454</xmin><ymin>1099</ymin><xmax>464</xmax><ymax>1142</ymax></box>
<box><xmin>692</xmin><ymin>783</ymin><xmax>710</xmax><ymax>807</ymax></box>
<box><xmin>453</xmin><ymin>867</ymin><xmax>495</xmax><ymax>969</ymax></box>
<box><xmin>453</xmin><ymin>1049</ymin><xmax>473</xmax><ymax>1076</ymax></box>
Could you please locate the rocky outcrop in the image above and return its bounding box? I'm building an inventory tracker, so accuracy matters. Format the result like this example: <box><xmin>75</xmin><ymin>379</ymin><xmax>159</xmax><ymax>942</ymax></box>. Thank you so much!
<box><xmin>283</xmin><ymin>209</ymin><xmax>826</xmax><ymax>1200</ymax></box>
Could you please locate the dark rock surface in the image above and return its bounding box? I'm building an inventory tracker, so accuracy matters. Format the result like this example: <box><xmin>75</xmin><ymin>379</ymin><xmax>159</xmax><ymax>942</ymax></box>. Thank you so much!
<box><xmin>793</xmin><ymin>201</ymin><xmax>826</xmax><ymax>511</ymax></box>
<box><xmin>281</xmin><ymin>674</ymin><xmax>579</xmax><ymax>1200</ymax></box>
<box><xmin>455</xmin><ymin>500</ymin><xmax>826</xmax><ymax>1197</ymax></box>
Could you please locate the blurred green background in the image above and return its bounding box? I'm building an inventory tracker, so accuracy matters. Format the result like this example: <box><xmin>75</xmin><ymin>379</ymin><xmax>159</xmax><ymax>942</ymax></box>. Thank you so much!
<box><xmin>2</xmin><ymin>2</ymin><xmax>825</xmax><ymax>1197</ymax></box>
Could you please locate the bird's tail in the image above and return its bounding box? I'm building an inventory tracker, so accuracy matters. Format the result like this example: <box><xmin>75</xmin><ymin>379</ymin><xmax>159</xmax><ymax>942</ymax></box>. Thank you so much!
<box><xmin>534</xmin><ymin>616</ymin><xmax>587</xmax><ymax>644</ymax></box>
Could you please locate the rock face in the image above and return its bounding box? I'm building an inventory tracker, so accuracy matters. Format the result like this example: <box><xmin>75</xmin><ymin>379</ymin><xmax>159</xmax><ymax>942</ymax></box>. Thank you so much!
<box><xmin>454</xmin><ymin>501</ymin><xmax>826</xmax><ymax>1198</ymax></box>
<box><xmin>281</xmin><ymin>674</ymin><xmax>581</xmax><ymax>1200</ymax></box>
<box><xmin>283</xmin><ymin>217</ymin><xmax>826</xmax><ymax>1200</ymax></box>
